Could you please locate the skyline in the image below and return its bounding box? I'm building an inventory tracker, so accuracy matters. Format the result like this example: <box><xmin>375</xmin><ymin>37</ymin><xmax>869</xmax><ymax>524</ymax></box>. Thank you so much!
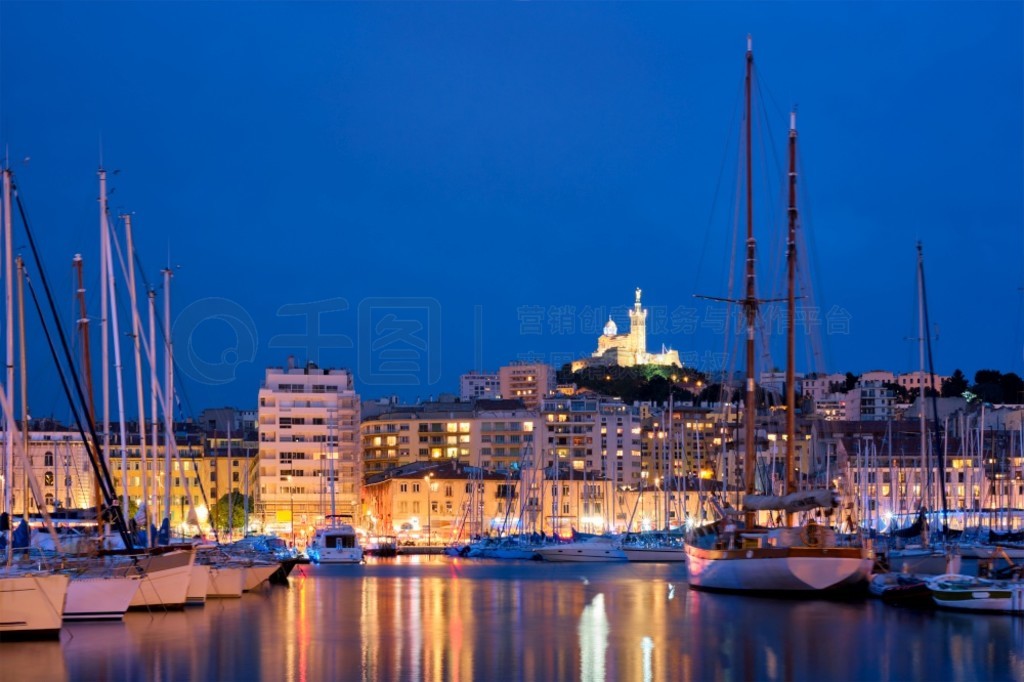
<box><xmin>1</xmin><ymin>2</ymin><xmax>1022</xmax><ymax>417</ymax></box>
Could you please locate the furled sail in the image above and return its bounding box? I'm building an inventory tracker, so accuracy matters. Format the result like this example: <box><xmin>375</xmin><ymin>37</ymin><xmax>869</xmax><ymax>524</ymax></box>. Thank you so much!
<box><xmin>742</xmin><ymin>489</ymin><xmax>839</xmax><ymax>513</ymax></box>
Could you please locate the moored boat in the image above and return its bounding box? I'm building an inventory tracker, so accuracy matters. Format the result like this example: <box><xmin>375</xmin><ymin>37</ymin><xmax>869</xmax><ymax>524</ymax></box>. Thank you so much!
<box><xmin>64</xmin><ymin>571</ymin><xmax>142</xmax><ymax>621</ymax></box>
<box><xmin>308</xmin><ymin>524</ymin><xmax>363</xmax><ymax>564</ymax></box>
<box><xmin>187</xmin><ymin>564</ymin><xmax>210</xmax><ymax>605</ymax></box>
<box><xmin>535</xmin><ymin>536</ymin><xmax>626</xmax><ymax>563</ymax></box>
<box><xmin>126</xmin><ymin>548</ymin><xmax>195</xmax><ymax>610</ymax></box>
<box><xmin>927</xmin><ymin>573</ymin><xmax>1024</xmax><ymax>613</ymax></box>
<box><xmin>0</xmin><ymin>571</ymin><xmax>69</xmax><ymax>639</ymax></box>
<box><xmin>682</xmin><ymin>39</ymin><xmax>872</xmax><ymax>595</ymax></box>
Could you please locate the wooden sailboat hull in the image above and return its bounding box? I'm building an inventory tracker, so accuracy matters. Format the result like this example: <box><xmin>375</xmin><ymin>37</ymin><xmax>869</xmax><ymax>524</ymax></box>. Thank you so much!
<box><xmin>684</xmin><ymin>545</ymin><xmax>872</xmax><ymax>592</ymax></box>
<box><xmin>0</xmin><ymin>572</ymin><xmax>69</xmax><ymax>639</ymax></box>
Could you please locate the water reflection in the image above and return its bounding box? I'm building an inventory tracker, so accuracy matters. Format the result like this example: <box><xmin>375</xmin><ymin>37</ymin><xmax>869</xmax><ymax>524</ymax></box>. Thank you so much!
<box><xmin>578</xmin><ymin>593</ymin><xmax>609</xmax><ymax>681</ymax></box>
<box><xmin>9</xmin><ymin>559</ymin><xmax>1018</xmax><ymax>681</ymax></box>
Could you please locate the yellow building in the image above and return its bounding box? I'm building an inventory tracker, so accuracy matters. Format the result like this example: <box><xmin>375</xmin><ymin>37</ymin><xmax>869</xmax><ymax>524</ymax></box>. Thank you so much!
<box><xmin>360</xmin><ymin>398</ymin><xmax>536</xmax><ymax>475</ymax></box>
<box><xmin>362</xmin><ymin>460</ymin><xmax>644</xmax><ymax>539</ymax></box>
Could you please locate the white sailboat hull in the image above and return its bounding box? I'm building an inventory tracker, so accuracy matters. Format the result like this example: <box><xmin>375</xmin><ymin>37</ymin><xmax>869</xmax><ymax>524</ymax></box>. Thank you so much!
<box><xmin>536</xmin><ymin>539</ymin><xmax>627</xmax><ymax>563</ymax></box>
<box><xmin>685</xmin><ymin>545</ymin><xmax>872</xmax><ymax>592</ymax></box>
<box><xmin>242</xmin><ymin>563</ymin><xmax>278</xmax><ymax>591</ymax></box>
<box><xmin>65</xmin><ymin>574</ymin><xmax>142</xmax><ymax>621</ymax></box>
<box><xmin>187</xmin><ymin>564</ymin><xmax>210</xmax><ymax>604</ymax></box>
<box><xmin>128</xmin><ymin>549</ymin><xmax>195</xmax><ymax>609</ymax></box>
<box><xmin>207</xmin><ymin>566</ymin><xmax>245</xmax><ymax>598</ymax></box>
<box><xmin>0</xmin><ymin>572</ymin><xmax>69</xmax><ymax>638</ymax></box>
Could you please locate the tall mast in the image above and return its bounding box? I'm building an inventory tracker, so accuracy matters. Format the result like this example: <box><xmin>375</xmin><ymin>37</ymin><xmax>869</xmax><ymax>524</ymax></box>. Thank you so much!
<box><xmin>124</xmin><ymin>215</ymin><xmax>151</xmax><ymax>541</ymax></box>
<box><xmin>99</xmin><ymin>169</ymin><xmax>111</xmax><ymax>511</ymax></box>
<box><xmin>917</xmin><ymin>243</ymin><xmax>929</xmax><ymax>512</ymax></box>
<box><xmin>2</xmin><ymin>169</ymin><xmax>12</xmax><ymax>553</ymax></box>
<box><xmin>3</xmin><ymin>169</ymin><xmax>12</xmax><ymax>527</ymax></box>
<box><xmin>102</xmin><ymin>199</ymin><xmax>130</xmax><ymax>516</ymax></box>
<box><xmin>918</xmin><ymin>242</ymin><xmax>949</xmax><ymax>531</ymax></box>
<box><xmin>148</xmin><ymin>289</ymin><xmax>159</xmax><ymax>531</ymax></box>
<box><xmin>742</xmin><ymin>35</ymin><xmax>758</xmax><ymax>529</ymax></box>
<box><xmin>785</xmin><ymin>109</ymin><xmax>798</xmax><ymax>511</ymax></box>
<box><xmin>73</xmin><ymin>254</ymin><xmax>105</xmax><ymax>525</ymax></box>
<box><xmin>17</xmin><ymin>257</ymin><xmax>28</xmax><ymax>525</ymax></box>
<box><xmin>162</xmin><ymin>267</ymin><xmax>173</xmax><ymax>521</ymax></box>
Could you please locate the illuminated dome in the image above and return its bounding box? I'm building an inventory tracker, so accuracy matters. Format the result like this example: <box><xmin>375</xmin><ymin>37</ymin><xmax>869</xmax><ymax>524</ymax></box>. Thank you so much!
<box><xmin>603</xmin><ymin>317</ymin><xmax>618</xmax><ymax>336</ymax></box>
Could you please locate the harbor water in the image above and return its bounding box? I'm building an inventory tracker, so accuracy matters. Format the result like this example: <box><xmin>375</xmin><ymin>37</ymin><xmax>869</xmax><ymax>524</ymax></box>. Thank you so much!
<box><xmin>4</xmin><ymin>556</ymin><xmax>1022</xmax><ymax>681</ymax></box>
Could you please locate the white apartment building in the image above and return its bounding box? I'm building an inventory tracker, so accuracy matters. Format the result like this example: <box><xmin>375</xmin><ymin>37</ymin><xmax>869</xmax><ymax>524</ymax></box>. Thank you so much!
<box><xmin>257</xmin><ymin>362</ymin><xmax>360</xmax><ymax>542</ymax></box>
<box><xmin>459</xmin><ymin>371</ymin><xmax>500</xmax><ymax>401</ymax></box>
<box><xmin>802</xmin><ymin>373</ymin><xmax>846</xmax><ymax>403</ymax></box>
<box><xmin>846</xmin><ymin>379</ymin><xmax>897</xmax><ymax>421</ymax></box>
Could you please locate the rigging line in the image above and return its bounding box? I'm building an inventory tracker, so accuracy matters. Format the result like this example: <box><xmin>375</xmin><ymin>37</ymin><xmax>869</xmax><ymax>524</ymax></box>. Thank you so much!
<box><xmin>691</xmin><ymin>74</ymin><xmax>745</xmax><ymax>303</ymax></box>
<box><xmin>13</xmin><ymin>181</ymin><xmax>133</xmax><ymax>548</ymax></box>
<box><xmin>25</xmin><ymin>269</ymin><xmax>135</xmax><ymax>550</ymax></box>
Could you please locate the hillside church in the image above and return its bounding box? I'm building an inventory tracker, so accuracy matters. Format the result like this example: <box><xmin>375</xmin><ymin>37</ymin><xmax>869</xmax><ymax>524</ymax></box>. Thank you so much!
<box><xmin>571</xmin><ymin>288</ymin><xmax>682</xmax><ymax>372</ymax></box>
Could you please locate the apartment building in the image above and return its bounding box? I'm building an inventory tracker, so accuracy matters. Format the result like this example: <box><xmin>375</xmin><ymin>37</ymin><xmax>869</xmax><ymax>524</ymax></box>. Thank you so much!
<box><xmin>257</xmin><ymin>361</ymin><xmax>360</xmax><ymax>543</ymax></box>
<box><xmin>360</xmin><ymin>398</ymin><xmax>535</xmax><ymax>474</ymax></box>
<box><xmin>498</xmin><ymin>361</ymin><xmax>555</xmax><ymax>410</ymax></box>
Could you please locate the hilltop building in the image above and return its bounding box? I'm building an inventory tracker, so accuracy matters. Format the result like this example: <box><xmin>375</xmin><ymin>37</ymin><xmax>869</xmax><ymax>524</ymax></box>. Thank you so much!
<box><xmin>571</xmin><ymin>288</ymin><xmax>681</xmax><ymax>372</ymax></box>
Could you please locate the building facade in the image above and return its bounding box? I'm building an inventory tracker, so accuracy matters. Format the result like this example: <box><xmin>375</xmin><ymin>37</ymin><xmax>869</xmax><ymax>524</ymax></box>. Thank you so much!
<box><xmin>497</xmin><ymin>362</ymin><xmax>555</xmax><ymax>410</ymax></box>
<box><xmin>459</xmin><ymin>371</ymin><xmax>500</xmax><ymax>401</ymax></box>
<box><xmin>257</xmin><ymin>362</ymin><xmax>360</xmax><ymax>544</ymax></box>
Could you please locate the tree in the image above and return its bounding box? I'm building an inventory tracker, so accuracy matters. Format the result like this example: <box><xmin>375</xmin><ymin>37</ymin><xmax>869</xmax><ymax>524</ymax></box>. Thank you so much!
<box><xmin>972</xmin><ymin>369</ymin><xmax>1004</xmax><ymax>404</ymax></box>
<box><xmin>941</xmin><ymin>369</ymin><xmax>969</xmax><ymax>398</ymax></box>
<box><xmin>999</xmin><ymin>372</ymin><xmax>1024</xmax><ymax>404</ymax></box>
<box><xmin>211</xmin><ymin>492</ymin><xmax>251</xmax><ymax>533</ymax></box>
<box><xmin>883</xmin><ymin>382</ymin><xmax>910</xmax><ymax>403</ymax></box>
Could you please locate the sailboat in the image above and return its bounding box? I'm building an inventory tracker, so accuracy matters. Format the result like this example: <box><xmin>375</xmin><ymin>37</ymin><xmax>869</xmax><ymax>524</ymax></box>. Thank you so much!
<box><xmin>0</xmin><ymin>168</ymin><xmax>71</xmax><ymax>638</ymax></box>
<box><xmin>682</xmin><ymin>38</ymin><xmax>872</xmax><ymax>593</ymax></box>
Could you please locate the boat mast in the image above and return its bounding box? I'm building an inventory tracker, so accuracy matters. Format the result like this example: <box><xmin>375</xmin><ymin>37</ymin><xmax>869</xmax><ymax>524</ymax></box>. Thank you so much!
<box><xmin>2</xmin><ymin>169</ymin><xmax>12</xmax><ymax>558</ymax></box>
<box><xmin>148</xmin><ymin>289</ymin><xmax>159</xmax><ymax>534</ymax></box>
<box><xmin>123</xmin><ymin>214</ymin><xmax>151</xmax><ymax>543</ymax></box>
<box><xmin>99</xmin><ymin>169</ymin><xmax>112</xmax><ymax>513</ymax></box>
<box><xmin>742</xmin><ymin>35</ymin><xmax>759</xmax><ymax>530</ymax></box>
<box><xmin>918</xmin><ymin>242</ymin><xmax>949</xmax><ymax>531</ymax></box>
<box><xmin>916</xmin><ymin>244</ymin><xmax>929</xmax><ymax>515</ymax></box>
<box><xmin>162</xmin><ymin>266</ymin><xmax>173</xmax><ymax>522</ymax></box>
<box><xmin>17</xmin><ymin>257</ymin><xmax>29</xmax><ymax>524</ymax></box>
<box><xmin>785</xmin><ymin>109</ymin><xmax>798</xmax><ymax>521</ymax></box>
<box><xmin>73</xmin><ymin>255</ymin><xmax>103</xmax><ymax>524</ymax></box>
<box><xmin>103</xmin><ymin>206</ymin><xmax>131</xmax><ymax>518</ymax></box>
<box><xmin>3</xmin><ymin>169</ymin><xmax>12</xmax><ymax>528</ymax></box>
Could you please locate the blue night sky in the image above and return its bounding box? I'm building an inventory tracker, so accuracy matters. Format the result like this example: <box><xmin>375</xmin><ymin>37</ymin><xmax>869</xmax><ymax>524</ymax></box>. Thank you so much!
<box><xmin>1</xmin><ymin>2</ymin><xmax>1021</xmax><ymax>418</ymax></box>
